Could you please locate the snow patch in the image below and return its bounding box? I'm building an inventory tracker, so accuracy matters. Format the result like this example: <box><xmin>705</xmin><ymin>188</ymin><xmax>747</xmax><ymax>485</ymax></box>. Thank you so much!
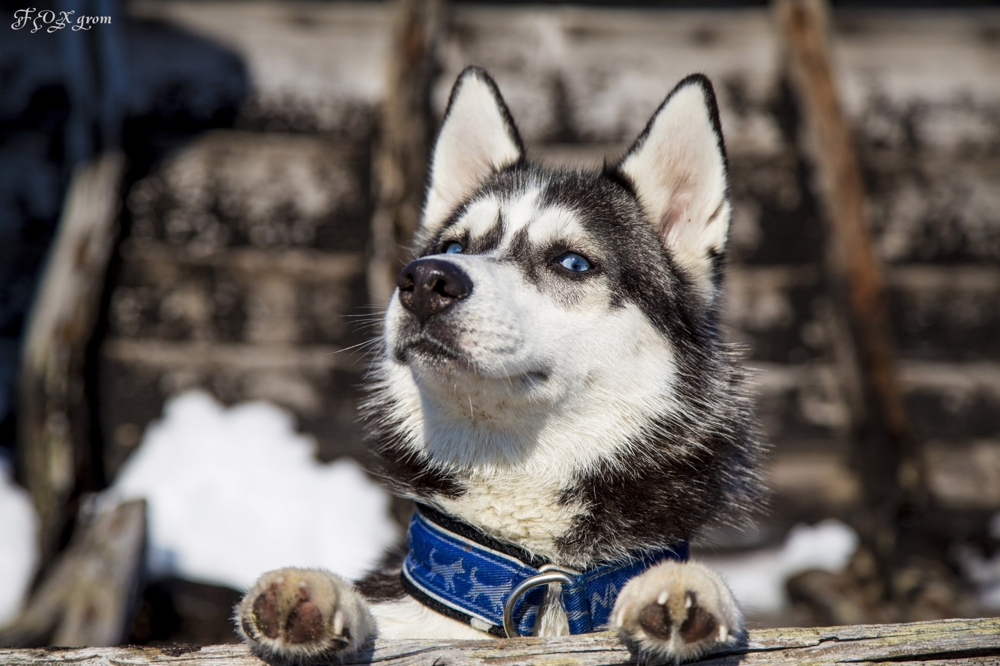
<box><xmin>111</xmin><ymin>390</ymin><xmax>399</xmax><ymax>592</ymax></box>
<box><xmin>0</xmin><ymin>453</ymin><xmax>38</xmax><ymax>626</ymax></box>
<box><xmin>701</xmin><ymin>519</ymin><xmax>859</xmax><ymax>613</ymax></box>
<box><xmin>954</xmin><ymin>512</ymin><xmax>1000</xmax><ymax>610</ymax></box>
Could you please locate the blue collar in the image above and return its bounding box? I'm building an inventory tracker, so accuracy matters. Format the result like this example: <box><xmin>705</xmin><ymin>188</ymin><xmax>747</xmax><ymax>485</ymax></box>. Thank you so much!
<box><xmin>401</xmin><ymin>504</ymin><xmax>688</xmax><ymax>637</ymax></box>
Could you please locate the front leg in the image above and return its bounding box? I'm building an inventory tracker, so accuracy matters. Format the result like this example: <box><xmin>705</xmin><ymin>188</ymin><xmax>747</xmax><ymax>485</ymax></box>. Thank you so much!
<box><xmin>235</xmin><ymin>568</ymin><xmax>374</xmax><ymax>664</ymax></box>
<box><xmin>613</xmin><ymin>561</ymin><xmax>742</xmax><ymax>663</ymax></box>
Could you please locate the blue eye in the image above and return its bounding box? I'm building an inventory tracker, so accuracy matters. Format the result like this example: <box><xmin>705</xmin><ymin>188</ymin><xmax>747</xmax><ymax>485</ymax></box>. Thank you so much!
<box><xmin>444</xmin><ymin>242</ymin><xmax>463</xmax><ymax>254</ymax></box>
<box><xmin>557</xmin><ymin>252</ymin><xmax>592</xmax><ymax>272</ymax></box>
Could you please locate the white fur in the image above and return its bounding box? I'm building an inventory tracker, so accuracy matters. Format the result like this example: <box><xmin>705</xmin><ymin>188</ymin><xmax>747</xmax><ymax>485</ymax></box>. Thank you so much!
<box><xmin>502</xmin><ymin>188</ymin><xmax>542</xmax><ymax>235</ymax></box>
<box><xmin>459</xmin><ymin>196</ymin><xmax>501</xmax><ymax>238</ymax></box>
<box><xmin>526</xmin><ymin>204</ymin><xmax>591</xmax><ymax>249</ymax></box>
<box><xmin>372</xmin><ymin>592</ymin><xmax>569</xmax><ymax>639</ymax></box>
<box><xmin>423</xmin><ymin>72</ymin><xmax>522</xmax><ymax>235</ymax></box>
<box><xmin>372</xmin><ymin>596</ymin><xmax>486</xmax><ymax>639</ymax></box>
<box><xmin>379</xmin><ymin>191</ymin><xmax>697</xmax><ymax>563</ymax></box>
<box><xmin>620</xmin><ymin>83</ymin><xmax>730</xmax><ymax>300</ymax></box>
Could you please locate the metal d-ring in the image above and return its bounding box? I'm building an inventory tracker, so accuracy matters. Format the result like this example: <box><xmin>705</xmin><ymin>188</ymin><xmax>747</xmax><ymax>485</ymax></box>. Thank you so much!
<box><xmin>502</xmin><ymin>566</ymin><xmax>578</xmax><ymax>638</ymax></box>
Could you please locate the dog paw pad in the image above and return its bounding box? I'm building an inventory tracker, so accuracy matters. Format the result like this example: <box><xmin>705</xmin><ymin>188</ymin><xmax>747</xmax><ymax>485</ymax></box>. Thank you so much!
<box><xmin>678</xmin><ymin>593</ymin><xmax>717</xmax><ymax>644</ymax></box>
<box><xmin>613</xmin><ymin>561</ymin><xmax>742</xmax><ymax>663</ymax></box>
<box><xmin>236</xmin><ymin>568</ymin><xmax>371</xmax><ymax>663</ymax></box>
<box><xmin>251</xmin><ymin>583</ymin><xmax>281</xmax><ymax>639</ymax></box>
<box><xmin>285</xmin><ymin>598</ymin><xmax>324</xmax><ymax>644</ymax></box>
<box><xmin>637</xmin><ymin>598</ymin><xmax>672</xmax><ymax>640</ymax></box>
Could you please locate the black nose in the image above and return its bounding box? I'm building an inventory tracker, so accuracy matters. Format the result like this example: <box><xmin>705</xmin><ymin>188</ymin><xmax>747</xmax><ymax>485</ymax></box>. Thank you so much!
<box><xmin>397</xmin><ymin>258</ymin><xmax>473</xmax><ymax>323</ymax></box>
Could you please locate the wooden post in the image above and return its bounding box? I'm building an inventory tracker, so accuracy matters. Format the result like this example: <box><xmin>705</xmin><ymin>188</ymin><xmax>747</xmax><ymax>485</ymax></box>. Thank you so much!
<box><xmin>774</xmin><ymin>0</ymin><xmax>928</xmax><ymax>590</ymax></box>
<box><xmin>367</xmin><ymin>0</ymin><xmax>445</xmax><ymax>307</ymax></box>
<box><xmin>0</xmin><ymin>499</ymin><xmax>146</xmax><ymax>648</ymax></box>
<box><xmin>18</xmin><ymin>154</ymin><xmax>127</xmax><ymax>564</ymax></box>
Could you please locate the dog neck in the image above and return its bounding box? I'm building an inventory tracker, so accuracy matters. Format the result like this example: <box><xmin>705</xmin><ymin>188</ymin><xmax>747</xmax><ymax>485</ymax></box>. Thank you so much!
<box><xmin>364</xmin><ymin>346</ymin><xmax>764</xmax><ymax>569</ymax></box>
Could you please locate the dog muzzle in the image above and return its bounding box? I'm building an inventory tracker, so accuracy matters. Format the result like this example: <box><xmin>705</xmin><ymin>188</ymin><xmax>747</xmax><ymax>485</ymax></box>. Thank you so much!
<box><xmin>401</xmin><ymin>504</ymin><xmax>689</xmax><ymax>637</ymax></box>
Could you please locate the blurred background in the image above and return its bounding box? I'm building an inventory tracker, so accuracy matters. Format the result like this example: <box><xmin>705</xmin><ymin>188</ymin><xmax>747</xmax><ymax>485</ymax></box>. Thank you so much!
<box><xmin>1</xmin><ymin>0</ymin><xmax>999</xmax><ymax>649</ymax></box>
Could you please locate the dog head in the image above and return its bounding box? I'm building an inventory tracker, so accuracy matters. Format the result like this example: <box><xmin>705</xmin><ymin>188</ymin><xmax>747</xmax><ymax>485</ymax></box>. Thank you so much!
<box><xmin>366</xmin><ymin>68</ymin><xmax>763</xmax><ymax>560</ymax></box>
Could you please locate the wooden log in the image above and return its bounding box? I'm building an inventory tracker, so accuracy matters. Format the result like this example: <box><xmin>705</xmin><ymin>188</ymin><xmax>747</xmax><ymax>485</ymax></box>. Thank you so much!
<box><xmin>774</xmin><ymin>0</ymin><xmax>925</xmax><ymax>582</ymax></box>
<box><xmin>126</xmin><ymin>1</ymin><xmax>392</xmax><ymax>136</ymax></box>
<box><xmin>0</xmin><ymin>617</ymin><xmax>997</xmax><ymax>665</ymax></box>
<box><xmin>0</xmin><ymin>499</ymin><xmax>146</xmax><ymax>648</ymax></box>
<box><xmin>18</xmin><ymin>153</ymin><xmax>127</xmax><ymax>564</ymax></box>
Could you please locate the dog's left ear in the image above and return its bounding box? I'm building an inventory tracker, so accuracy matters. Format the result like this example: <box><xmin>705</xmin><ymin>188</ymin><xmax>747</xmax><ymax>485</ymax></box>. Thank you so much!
<box><xmin>618</xmin><ymin>75</ymin><xmax>730</xmax><ymax>299</ymax></box>
<box><xmin>422</xmin><ymin>67</ymin><xmax>524</xmax><ymax>236</ymax></box>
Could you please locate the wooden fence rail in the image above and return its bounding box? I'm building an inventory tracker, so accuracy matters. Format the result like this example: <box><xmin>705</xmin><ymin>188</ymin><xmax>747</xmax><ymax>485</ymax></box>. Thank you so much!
<box><xmin>1</xmin><ymin>618</ymin><xmax>998</xmax><ymax>666</ymax></box>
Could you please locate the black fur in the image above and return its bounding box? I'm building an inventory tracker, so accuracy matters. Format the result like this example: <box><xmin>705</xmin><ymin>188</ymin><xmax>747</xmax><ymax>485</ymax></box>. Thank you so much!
<box><xmin>419</xmin><ymin>503</ymin><xmax>550</xmax><ymax>568</ymax></box>
<box><xmin>364</xmin><ymin>406</ymin><xmax>466</xmax><ymax>501</ymax></box>
<box><xmin>355</xmin><ymin>546</ymin><xmax>407</xmax><ymax>601</ymax></box>
<box><xmin>558</xmin><ymin>356</ymin><xmax>764</xmax><ymax>563</ymax></box>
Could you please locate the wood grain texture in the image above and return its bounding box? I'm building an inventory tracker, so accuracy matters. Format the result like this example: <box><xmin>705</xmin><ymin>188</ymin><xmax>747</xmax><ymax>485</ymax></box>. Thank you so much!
<box><xmin>0</xmin><ymin>500</ymin><xmax>146</xmax><ymax>649</ymax></box>
<box><xmin>1</xmin><ymin>618</ymin><xmax>998</xmax><ymax>665</ymax></box>
<box><xmin>18</xmin><ymin>153</ymin><xmax>127</xmax><ymax>563</ymax></box>
<box><xmin>775</xmin><ymin>0</ymin><xmax>925</xmax><ymax>586</ymax></box>
<box><xmin>127</xmin><ymin>1</ymin><xmax>392</xmax><ymax>135</ymax></box>
<box><xmin>776</xmin><ymin>0</ymin><xmax>908</xmax><ymax>436</ymax></box>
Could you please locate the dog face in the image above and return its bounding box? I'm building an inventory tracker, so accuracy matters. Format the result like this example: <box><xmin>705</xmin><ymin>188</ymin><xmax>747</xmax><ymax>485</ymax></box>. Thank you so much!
<box><xmin>367</xmin><ymin>68</ymin><xmax>763</xmax><ymax>563</ymax></box>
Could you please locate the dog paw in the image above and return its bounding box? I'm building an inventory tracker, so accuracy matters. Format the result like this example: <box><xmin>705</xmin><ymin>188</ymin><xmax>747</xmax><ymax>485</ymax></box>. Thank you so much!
<box><xmin>612</xmin><ymin>561</ymin><xmax>742</xmax><ymax>663</ymax></box>
<box><xmin>235</xmin><ymin>568</ymin><xmax>373</xmax><ymax>664</ymax></box>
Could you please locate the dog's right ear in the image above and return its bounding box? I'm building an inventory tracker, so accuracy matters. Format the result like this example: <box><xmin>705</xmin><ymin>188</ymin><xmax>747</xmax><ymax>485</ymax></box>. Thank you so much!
<box><xmin>422</xmin><ymin>67</ymin><xmax>524</xmax><ymax>235</ymax></box>
<box><xmin>616</xmin><ymin>75</ymin><xmax>730</xmax><ymax>302</ymax></box>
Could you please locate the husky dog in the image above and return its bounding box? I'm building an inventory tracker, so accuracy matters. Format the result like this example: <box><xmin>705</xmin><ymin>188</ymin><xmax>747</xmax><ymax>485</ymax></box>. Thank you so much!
<box><xmin>236</xmin><ymin>67</ymin><xmax>765</xmax><ymax>664</ymax></box>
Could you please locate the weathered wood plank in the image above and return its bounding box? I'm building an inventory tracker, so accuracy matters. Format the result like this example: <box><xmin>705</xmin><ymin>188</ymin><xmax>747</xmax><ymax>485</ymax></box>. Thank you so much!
<box><xmin>125</xmin><ymin>132</ymin><xmax>371</xmax><ymax>253</ymax></box>
<box><xmin>1</xmin><ymin>618</ymin><xmax>997</xmax><ymax>665</ymax></box>
<box><xmin>128</xmin><ymin>1</ymin><xmax>392</xmax><ymax>135</ymax></box>
<box><xmin>752</xmin><ymin>360</ymin><xmax>1000</xmax><ymax>445</ymax></box>
<box><xmin>18</xmin><ymin>153</ymin><xmax>127</xmax><ymax>563</ymax></box>
<box><xmin>0</xmin><ymin>500</ymin><xmax>146</xmax><ymax>648</ymax></box>
<box><xmin>108</xmin><ymin>242</ymin><xmax>366</xmax><ymax>346</ymax></box>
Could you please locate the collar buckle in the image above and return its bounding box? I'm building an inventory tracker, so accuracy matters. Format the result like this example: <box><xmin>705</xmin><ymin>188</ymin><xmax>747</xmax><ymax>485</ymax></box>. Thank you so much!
<box><xmin>502</xmin><ymin>568</ymin><xmax>576</xmax><ymax>638</ymax></box>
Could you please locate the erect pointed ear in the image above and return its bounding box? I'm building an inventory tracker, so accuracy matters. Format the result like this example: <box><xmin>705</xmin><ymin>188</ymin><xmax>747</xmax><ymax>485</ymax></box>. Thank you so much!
<box><xmin>422</xmin><ymin>67</ymin><xmax>524</xmax><ymax>235</ymax></box>
<box><xmin>617</xmin><ymin>74</ymin><xmax>731</xmax><ymax>300</ymax></box>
